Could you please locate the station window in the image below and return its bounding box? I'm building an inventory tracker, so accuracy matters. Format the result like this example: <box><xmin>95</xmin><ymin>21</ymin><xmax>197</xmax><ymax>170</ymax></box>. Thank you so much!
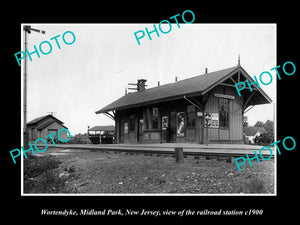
<box><xmin>187</xmin><ymin>105</ymin><xmax>196</xmax><ymax>127</ymax></box>
<box><xmin>219</xmin><ymin>98</ymin><xmax>229</xmax><ymax>128</ymax></box>
<box><xmin>187</xmin><ymin>112</ymin><xmax>196</xmax><ymax>127</ymax></box>
<box><xmin>143</xmin><ymin>107</ymin><xmax>159</xmax><ymax>130</ymax></box>
<box><xmin>152</xmin><ymin>108</ymin><xmax>159</xmax><ymax>129</ymax></box>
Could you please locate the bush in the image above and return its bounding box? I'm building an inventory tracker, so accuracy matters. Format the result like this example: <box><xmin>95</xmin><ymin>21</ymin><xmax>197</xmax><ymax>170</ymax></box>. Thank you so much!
<box><xmin>24</xmin><ymin>155</ymin><xmax>60</xmax><ymax>178</ymax></box>
<box><xmin>24</xmin><ymin>155</ymin><xmax>64</xmax><ymax>193</ymax></box>
<box><xmin>254</xmin><ymin>133</ymin><xmax>274</xmax><ymax>145</ymax></box>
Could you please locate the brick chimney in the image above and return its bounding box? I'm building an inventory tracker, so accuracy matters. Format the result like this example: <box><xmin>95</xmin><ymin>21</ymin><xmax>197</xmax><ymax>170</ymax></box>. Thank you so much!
<box><xmin>137</xmin><ymin>79</ymin><xmax>147</xmax><ymax>92</ymax></box>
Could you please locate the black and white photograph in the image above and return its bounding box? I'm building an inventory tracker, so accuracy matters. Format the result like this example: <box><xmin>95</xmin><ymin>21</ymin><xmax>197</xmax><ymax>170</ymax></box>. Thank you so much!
<box><xmin>20</xmin><ymin>23</ymin><xmax>276</xmax><ymax>195</ymax></box>
<box><xmin>4</xmin><ymin>5</ymin><xmax>298</xmax><ymax>223</ymax></box>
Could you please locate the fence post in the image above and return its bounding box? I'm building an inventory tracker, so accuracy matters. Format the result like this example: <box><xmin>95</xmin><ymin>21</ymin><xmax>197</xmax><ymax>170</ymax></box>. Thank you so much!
<box><xmin>175</xmin><ymin>147</ymin><xmax>184</xmax><ymax>163</ymax></box>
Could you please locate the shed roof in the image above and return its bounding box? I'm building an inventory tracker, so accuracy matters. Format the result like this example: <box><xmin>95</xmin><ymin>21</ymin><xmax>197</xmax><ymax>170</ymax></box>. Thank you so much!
<box><xmin>88</xmin><ymin>125</ymin><xmax>115</xmax><ymax>131</ymax></box>
<box><xmin>96</xmin><ymin>65</ymin><xmax>272</xmax><ymax>114</ymax></box>
<box><xmin>27</xmin><ymin>114</ymin><xmax>64</xmax><ymax>126</ymax></box>
<box><xmin>37</xmin><ymin>120</ymin><xmax>68</xmax><ymax>130</ymax></box>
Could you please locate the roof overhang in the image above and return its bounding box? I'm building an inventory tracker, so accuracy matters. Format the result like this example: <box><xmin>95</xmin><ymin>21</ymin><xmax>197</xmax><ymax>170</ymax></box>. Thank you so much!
<box><xmin>95</xmin><ymin>91</ymin><xmax>205</xmax><ymax>114</ymax></box>
<box><xmin>95</xmin><ymin>66</ymin><xmax>272</xmax><ymax>114</ymax></box>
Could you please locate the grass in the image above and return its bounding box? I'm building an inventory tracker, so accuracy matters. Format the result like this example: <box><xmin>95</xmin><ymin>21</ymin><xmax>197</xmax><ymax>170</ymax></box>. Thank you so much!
<box><xmin>24</xmin><ymin>155</ymin><xmax>66</xmax><ymax>193</ymax></box>
<box><xmin>247</xmin><ymin>178</ymin><xmax>266</xmax><ymax>193</ymax></box>
<box><xmin>23</xmin><ymin>149</ymin><xmax>275</xmax><ymax>194</ymax></box>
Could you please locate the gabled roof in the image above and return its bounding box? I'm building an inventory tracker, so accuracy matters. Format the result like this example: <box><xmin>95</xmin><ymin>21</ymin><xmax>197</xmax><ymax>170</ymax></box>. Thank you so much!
<box><xmin>88</xmin><ymin>125</ymin><xmax>115</xmax><ymax>131</ymax></box>
<box><xmin>244</xmin><ymin>126</ymin><xmax>267</xmax><ymax>136</ymax></box>
<box><xmin>27</xmin><ymin>114</ymin><xmax>64</xmax><ymax>126</ymax></box>
<box><xmin>96</xmin><ymin>65</ymin><xmax>272</xmax><ymax>114</ymax></box>
<box><xmin>27</xmin><ymin>115</ymin><xmax>49</xmax><ymax>125</ymax></box>
<box><xmin>37</xmin><ymin>120</ymin><xmax>68</xmax><ymax>130</ymax></box>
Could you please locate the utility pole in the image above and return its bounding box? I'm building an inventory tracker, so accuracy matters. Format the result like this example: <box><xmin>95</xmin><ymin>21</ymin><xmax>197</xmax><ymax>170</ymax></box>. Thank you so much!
<box><xmin>23</xmin><ymin>25</ymin><xmax>45</xmax><ymax>148</ymax></box>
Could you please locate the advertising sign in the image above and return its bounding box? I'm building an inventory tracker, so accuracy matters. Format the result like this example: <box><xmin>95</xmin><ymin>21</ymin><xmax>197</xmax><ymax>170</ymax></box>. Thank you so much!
<box><xmin>177</xmin><ymin>112</ymin><xmax>185</xmax><ymax>137</ymax></box>
<box><xmin>204</xmin><ymin>113</ymin><xmax>219</xmax><ymax>128</ymax></box>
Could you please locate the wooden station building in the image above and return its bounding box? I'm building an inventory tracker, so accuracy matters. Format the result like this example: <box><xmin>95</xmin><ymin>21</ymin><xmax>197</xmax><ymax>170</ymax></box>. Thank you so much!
<box><xmin>96</xmin><ymin>63</ymin><xmax>272</xmax><ymax>144</ymax></box>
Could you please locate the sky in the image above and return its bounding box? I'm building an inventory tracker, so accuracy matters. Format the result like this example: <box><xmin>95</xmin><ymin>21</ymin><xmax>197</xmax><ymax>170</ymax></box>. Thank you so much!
<box><xmin>21</xmin><ymin>23</ymin><xmax>276</xmax><ymax>135</ymax></box>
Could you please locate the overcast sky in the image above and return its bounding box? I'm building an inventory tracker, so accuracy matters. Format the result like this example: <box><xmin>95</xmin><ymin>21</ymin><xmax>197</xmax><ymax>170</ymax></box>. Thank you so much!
<box><xmin>22</xmin><ymin>23</ymin><xmax>276</xmax><ymax>135</ymax></box>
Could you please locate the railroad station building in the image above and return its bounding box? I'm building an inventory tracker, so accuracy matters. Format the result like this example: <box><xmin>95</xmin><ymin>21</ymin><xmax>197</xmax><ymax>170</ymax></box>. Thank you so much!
<box><xmin>95</xmin><ymin>63</ymin><xmax>272</xmax><ymax>144</ymax></box>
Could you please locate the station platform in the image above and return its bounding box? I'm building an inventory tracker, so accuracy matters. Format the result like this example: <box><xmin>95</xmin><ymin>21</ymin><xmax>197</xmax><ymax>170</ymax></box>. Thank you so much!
<box><xmin>39</xmin><ymin>142</ymin><xmax>274</xmax><ymax>158</ymax></box>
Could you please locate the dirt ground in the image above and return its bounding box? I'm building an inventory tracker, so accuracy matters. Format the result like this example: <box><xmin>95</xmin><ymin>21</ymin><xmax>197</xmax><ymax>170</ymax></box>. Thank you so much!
<box><xmin>24</xmin><ymin>147</ymin><xmax>275</xmax><ymax>194</ymax></box>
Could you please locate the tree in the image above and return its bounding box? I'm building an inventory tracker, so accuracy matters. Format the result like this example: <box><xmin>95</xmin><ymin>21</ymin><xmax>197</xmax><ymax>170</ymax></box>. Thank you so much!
<box><xmin>255</xmin><ymin>133</ymin><xmax>274</xmax><ymax>145</ymax></box>
<box><xmin>253</xmin><ymin>120</ymin><xmax>274</xmax><ymax>145</ymax></box>
<box><xmin>264</xmin><ymin>120</ymin><xmax>274</xmax><ymax>134</ymax></box>
<box><xmin>254</xmin><ymin>121</ymin><xmax>264</xmax><ymax>127</ymax></box>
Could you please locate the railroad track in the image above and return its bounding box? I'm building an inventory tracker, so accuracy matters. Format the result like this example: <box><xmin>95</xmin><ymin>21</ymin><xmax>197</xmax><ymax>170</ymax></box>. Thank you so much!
<box><xmin>42</xmin><ymin>144</ymin><xmax>275</xmax><ymax>160</ymax></box>
<box><xmin>92</xmin><ymin>148</ymin><xmax>274</xmax><ymax>160</ymax></box>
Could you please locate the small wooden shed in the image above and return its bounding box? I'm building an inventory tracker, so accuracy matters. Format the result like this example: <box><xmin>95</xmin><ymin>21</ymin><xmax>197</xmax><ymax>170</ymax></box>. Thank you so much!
<box><xmin>27</xmin><ymin>114</ymin><xmax>68</xmax><ymax>143</ymax></box>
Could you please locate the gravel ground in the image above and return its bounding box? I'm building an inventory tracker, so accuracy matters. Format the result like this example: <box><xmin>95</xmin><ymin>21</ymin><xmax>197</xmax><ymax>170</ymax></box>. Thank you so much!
<box><xmin>24</xmin><ymin>148</ymin><xmax>275</xmax><ymax>194</ymax></box>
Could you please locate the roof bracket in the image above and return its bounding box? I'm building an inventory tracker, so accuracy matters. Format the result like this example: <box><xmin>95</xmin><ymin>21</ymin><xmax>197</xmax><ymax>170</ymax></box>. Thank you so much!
<box><xmin>104</xmin><ymin>112</ymin><xmax>115</xmax><ymax>120</ymax></box>
<box><xmin>244</xmin><ymin>105</ymin><xmax>255</xmax><ymax>114</ymax></box>
<box><xmin>183</xmin><ymin>95</ymin><xmax>202</xmax><ymax>110</ymax></box>
<box><xmin>243</xmin><ymin>91</ymin><xmax>256</xmax><ymax>111</ymax></box>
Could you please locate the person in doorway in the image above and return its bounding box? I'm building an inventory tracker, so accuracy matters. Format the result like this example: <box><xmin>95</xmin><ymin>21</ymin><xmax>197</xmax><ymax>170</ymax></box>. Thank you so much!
<box><xmin>54</xmin><ymin>135</ymin><xmax>58</xmax><ymax>144</ymax></box>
